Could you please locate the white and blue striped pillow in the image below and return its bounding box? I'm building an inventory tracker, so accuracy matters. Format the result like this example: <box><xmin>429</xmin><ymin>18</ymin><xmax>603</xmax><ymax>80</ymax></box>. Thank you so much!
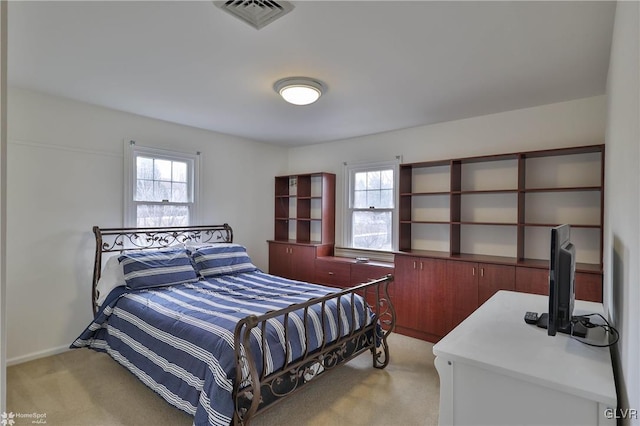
<box><xmin>191</xmin><ymin>244</ymin><xmax>258</xmax><ymax>278</ymax></box>
<box><xmin>119</xmin><ymin>248</ymin><xmax>199</xmax><ymax>290</ymax></box>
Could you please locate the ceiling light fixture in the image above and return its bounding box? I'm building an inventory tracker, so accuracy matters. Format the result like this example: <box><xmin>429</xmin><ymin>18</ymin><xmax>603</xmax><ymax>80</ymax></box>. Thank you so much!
<box><xmin>274</xmin><ymin>77</ymin><xmax>326</xmax><ymax>106</ymax></box>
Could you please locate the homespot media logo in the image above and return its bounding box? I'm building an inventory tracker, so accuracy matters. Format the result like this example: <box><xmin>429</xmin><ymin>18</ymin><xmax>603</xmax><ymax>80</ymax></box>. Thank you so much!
<box><xmin>1</xmin><ymin>412</ymin><xmax>47</xmax><ymax>425</ymax></box>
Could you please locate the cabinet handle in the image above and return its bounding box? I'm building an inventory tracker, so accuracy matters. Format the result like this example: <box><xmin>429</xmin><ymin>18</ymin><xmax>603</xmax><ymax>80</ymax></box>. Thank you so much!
<box><xmin>420</xmin><ymin>262</ymin><xmax>424</xmax><ymax>270</ymax></box>
<box><xmin>472</xmin><ymin>267</ymin><xmax>476</xmax><ymax>276</ymax></box>
<box><xmin>480</xmin><ymin>268</ymin><xmax>484</xmax><ymax>278</ymax></box>
<box><xmin>328</xmin><ymin>272</ymin><xmax>334</xmax><ymax>276</ymax></box>
<box><xmin>413</xmin><ymin>261</ymin><xmax>417</xmax><ymax>270</ymax></box>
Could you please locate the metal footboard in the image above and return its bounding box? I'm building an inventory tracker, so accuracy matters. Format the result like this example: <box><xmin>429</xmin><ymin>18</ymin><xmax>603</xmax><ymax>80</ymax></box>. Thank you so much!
<box><xmin>232</xmin><ymin>274</ymin><xmax>395</xmax><ymax>425</ymax></box>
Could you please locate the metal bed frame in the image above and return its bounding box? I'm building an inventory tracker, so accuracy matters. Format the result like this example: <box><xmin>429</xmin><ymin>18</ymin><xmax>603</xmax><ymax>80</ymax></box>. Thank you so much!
<box><xmin>92</xmin><ymin>224</ymin><xmax>396</xmax><ymax>425</ymax></box>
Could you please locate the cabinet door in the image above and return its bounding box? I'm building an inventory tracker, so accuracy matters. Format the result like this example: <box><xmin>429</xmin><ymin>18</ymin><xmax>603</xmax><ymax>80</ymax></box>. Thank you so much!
<box><xmin>268</xmin><ymin>242</ymin><xmax>292</xmax><ymax>278</ymax></box>
<box><xmin>575</xmin><ymin>272</ymin><xmax>602</xmax><ymax>302</ymax></box>
<box><xmin>420</xmin><ymin>258</ymin><xmax>449</xmax><ymax>337</ymax></box>
<box><xmin>446</xmin><ymin>261</ymin><xmax>479</xmax><ymax>332</ymax></box>
<box><xmin>289</xmin><ymin>245</ymin><xmax>316</xmax><ymax>283</ymax></box>
<box><xmin>515</xmin><ymin>267</ymin><xmax>548</xmax><ymax>296</ymax></box>
<box><xmin>515</xmin><ymin>267</ymin><xmax>602</xmax><ymax>303</ymax></box>
<box><xmin>393</xmin><ymin>256</ymin><xmax>421</xmax><ymax>331</ymax></box>
<box><xmin>394</xmin><ymin>256</ymin><xmax>448</xmax><ymax>339</ymax></box>
<box><xmin>478</xmin><ymin>263</ymin><xmax>516</xmax><ymax>305</ymax></box>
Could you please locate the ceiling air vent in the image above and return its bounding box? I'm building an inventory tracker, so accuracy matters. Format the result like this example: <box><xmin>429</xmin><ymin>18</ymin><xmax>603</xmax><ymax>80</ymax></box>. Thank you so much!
<box><xmin>215</xmin><ymin>1</ymin><xmax>294</xmax><ymax>30</ymax></box>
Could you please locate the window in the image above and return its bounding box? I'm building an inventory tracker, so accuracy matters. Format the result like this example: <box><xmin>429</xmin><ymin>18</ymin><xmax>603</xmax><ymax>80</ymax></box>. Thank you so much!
<box><xmin>345</xmin><ymin>160</ymin><xmax>399</xmax><ymax>251</ymax></box>
<box><xmin>125</xmin><ymin>142</ymin><xmax>200</xmax><ymax>227</ymax></box>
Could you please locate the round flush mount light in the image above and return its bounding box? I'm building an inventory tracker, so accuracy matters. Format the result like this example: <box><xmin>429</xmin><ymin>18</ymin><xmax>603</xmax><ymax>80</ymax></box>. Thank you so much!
<box><xmin>274</xmin><ymin>77</ymin><xmax>326</xmax><ymax>106</ymax></box>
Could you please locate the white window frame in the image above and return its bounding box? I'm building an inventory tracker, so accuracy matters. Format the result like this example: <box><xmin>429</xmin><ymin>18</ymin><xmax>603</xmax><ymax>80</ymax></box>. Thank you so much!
<box><xmin>343</xmin><ymin>158</ymin><xmax>400</xmax><ymax>253</ymax></box>
<box><xmin>124</xmin><ymin>140</ymin><xmax>201</xmax><ymax>227</ymax></box>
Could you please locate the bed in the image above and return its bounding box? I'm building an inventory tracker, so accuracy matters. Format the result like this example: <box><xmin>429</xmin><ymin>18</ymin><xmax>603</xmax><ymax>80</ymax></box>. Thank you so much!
<box><xmin>71</xmin><ymin>224</ymin><xmax>395</xmax><ymax>426</ymax></box>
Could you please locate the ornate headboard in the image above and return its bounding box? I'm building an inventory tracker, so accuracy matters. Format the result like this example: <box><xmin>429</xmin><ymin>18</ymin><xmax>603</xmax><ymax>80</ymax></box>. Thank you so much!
<box><xmin>92</xmin><ymin>224</ymin><xmax>233</xmax><ymax>315</ymax></box>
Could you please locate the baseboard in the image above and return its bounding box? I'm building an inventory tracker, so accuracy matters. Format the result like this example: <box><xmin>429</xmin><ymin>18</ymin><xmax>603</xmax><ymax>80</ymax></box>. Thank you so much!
<box><xmin>7</xmin><ymin>344</ymin><xmax>71</xmax><ymax>366</ymax></box>
<box><xmin>394</xmin><ymin>326</ymin><xmax>442</xmax><ymax>344</ymax></box>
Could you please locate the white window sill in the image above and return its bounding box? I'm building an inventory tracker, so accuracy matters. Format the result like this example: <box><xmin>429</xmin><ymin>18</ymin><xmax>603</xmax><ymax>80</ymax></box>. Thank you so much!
<box><xmin>334</xmin><ymin>246</ymin><xmax>395</xmax><ymax>264</ymax></box>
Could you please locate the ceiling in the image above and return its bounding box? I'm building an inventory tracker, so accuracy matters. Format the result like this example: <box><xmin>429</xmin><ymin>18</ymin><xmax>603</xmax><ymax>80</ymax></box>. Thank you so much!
<box><xmin>7</xmin><ymin>1</ymin><xmax>616</xmax><ymax>147</ymax></box>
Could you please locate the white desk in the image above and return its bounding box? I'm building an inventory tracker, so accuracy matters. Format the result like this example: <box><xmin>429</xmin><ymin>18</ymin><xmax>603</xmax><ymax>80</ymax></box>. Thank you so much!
<box><xmin>433</xmin><ymin>291</ymin><xmax>617</xmax><ymax>426</ymax></box>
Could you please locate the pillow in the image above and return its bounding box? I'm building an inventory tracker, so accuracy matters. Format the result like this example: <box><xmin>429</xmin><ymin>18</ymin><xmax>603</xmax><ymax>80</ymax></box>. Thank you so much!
<box><xmin>96</xmin><ymin>255</ymin><xmax>126</xmax><ymax>307</ymax></box>
<box><xmin>118</xmin><ymin>248</ymin><xmax>198</xmax><ymax>290</ymax></box>
<box><xmin>183</xmin><ymin>241</ymin><xmax>219</xmax><ymax>253</ymax></box>
<box><xmin>191</xmin><ymin>243</ymin><xmax>258</xmax><ymax>278</ymax></box>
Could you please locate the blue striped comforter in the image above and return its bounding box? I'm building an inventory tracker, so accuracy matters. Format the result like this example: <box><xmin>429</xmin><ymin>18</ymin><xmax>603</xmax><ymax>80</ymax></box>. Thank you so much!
<box><xmin>71</xmin><ymin>271</ymin><xmax>373</xmax><ymax>425</ymax></box>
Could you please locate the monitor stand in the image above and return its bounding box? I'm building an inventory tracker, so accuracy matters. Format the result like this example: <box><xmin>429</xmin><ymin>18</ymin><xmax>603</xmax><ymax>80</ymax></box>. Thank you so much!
<box><xmin>536</xmin><ymin>313</ymin><xmax>588</xmax><ymax>338</ymax></box>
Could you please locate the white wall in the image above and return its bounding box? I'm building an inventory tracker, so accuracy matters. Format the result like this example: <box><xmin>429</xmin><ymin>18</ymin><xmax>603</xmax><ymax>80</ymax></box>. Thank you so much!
<box><xmin>288</xmin><ymin>96</ymin><xmax>607</xmax><ymax>247</ymax></box>
<box><xmin>604</xmin><ymin>1</ymin><xmax>640</xmax><ymax>422</ymax></box>
<box><xmin>6</xmin><ymin>88</ymin><xmax>287</xmax><ymax>363</ymax></box>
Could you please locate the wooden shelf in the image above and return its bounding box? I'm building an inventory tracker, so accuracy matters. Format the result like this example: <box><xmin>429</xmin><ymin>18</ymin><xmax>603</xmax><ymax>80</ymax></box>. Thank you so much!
<box><xmin>393</xmin><ymin>145</ymin><xmax>605</xmax><ymax>342</ymax></box>
<box><xmin>398</xmin><ymin>144</ymin><xmax>604</xmax><ymax>268</ymax></box>
<box><xmin>455</xmin><ymin>221</ymin><xmax>518</xmax><ymax>226</ymax></box>
<box><xmin>270</xmin><ymin>173</ymin><xmax>336</xmax><ymax>281</ymax></box>
<box><xmin>517</xmin><ymin>257</ymin><xmax>602</xmax><ymax>273</ymax></box>
<box><xmin>272</xmin><ymin>172</ymin><xmax>335</xmax><ymax>244</ymax></box>
<box><xmin>521</xmin><ymin>222</ymin><xmax>601</xmax><ymax>228</ymax></box>
<box><xmin>401</xmin><ymin>191</ymin><xmax>450</xmax><ymax>196</ymax></box>
<box><xmin>454</xmin><ymin>189</ymin><xmax>519</xmax><ymax>195</ymax></box>
<box><xmin>401</xmin><ymin>220</ymin><xmax>451</xmax><ymax>225</ymax></box>
<box><xmin>522</xmin><ymin>186</ymin><xmax>601</xmax><ymax>193</ymax></box>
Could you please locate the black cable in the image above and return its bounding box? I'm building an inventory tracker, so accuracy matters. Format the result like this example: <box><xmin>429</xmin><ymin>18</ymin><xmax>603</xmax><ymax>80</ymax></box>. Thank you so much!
<box><xmin>570</xmin><ymin>313</ymin><xmax>619</xmax><ymax>347</ymax></box>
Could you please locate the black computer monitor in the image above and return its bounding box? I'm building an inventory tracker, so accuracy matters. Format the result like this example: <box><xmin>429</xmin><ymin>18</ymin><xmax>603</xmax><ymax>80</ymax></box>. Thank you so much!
<box><xmin>538</xmin><ymin>224</ymin><xmax>587</xmax><ymax>337</ymax></box>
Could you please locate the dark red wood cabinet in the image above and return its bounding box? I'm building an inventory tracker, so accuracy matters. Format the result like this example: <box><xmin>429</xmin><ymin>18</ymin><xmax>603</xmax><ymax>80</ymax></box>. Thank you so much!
<box><xmin>447</xmin><ymin>262</ymin><xmax>516</xmax><ymax>330</ymax></box>
<box><xmin>515</xmin><ymin>267</ymin><xmax>548</xmax><ymax>296</ymax></box>
<box><xmin>394</xmin><ymin>256</ymin><xmax>516</xmax><ymax>340</ymax></box>
<box><xmin>446</xmin><ymin>262</ymin><xmax>479</xmax><ymax>331</ymax></box>
<box><xmin>392</xmin><ymin>144</ymin><xmax>604</xmax><ymax>343</ymax></box>
<box><xmin>349</xmin><ymin>263</ymin><xmax>393</xmax><ymax>285</ymax></box>
<box><xmin>393</xmin><ymin>256</ymin><xmax>602</xmax><ymax>343</ymax></box>
<box><xmin>314</xmin><ymin>257</ymin><xmax>351</xmax><ymax>287</ymax></box>
<box><xmin>515</xmin><ymin>266</ymin><xmax>602</xmax><ymax>303</ymax></box>
<box><xmin>269</xmin><ymin>172</ymin><xmax>336</xmax><ymax>283</ymax></box>
<box><xmin>394</xmin><ymin>255</ymin><xmax>449</xmax><ymax>341</ymax></box>
<box><xmin>312</xmin><ymin>257</ymin><xmax>394</xmax><ymax>313</ymax></box>
<box><xmin>477</xmin><ymin>263</ymin><xmax>516</xmax><ymax>305</ymax></box>
<box><xmin>268</xmin><ymin>242</ymin><xmax>319</xmax><ymax>283</ymax></box>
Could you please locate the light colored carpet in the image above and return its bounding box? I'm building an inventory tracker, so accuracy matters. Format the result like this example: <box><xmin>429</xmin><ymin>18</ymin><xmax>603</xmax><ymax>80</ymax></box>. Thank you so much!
<box><xmin>7</xmin><ymin>333</ymin><xmax>440</xmax><ymax>426</ymax></box>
